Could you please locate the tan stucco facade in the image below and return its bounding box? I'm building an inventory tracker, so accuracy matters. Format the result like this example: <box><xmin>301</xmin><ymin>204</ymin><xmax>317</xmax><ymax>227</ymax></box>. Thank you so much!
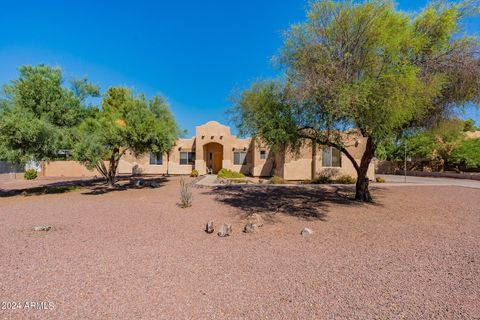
<box><xmin>43</xmin><ymin>121</ymin><xmax>375</xmax><ymax>180</ymax></box>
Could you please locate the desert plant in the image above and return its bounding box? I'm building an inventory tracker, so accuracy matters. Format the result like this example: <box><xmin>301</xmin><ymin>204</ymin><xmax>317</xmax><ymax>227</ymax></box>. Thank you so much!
<box><xmin>24</xmin><ymin>169</ymin><xmax>38</xmax><ymax>180</ymax></box>
<box><xmin>178</xmin><ymin>178</ymin><xmax>192</xmax><ymax>208</ymax></box>
<box><xmin>335</xmin><ymin>175</ymin><xmax>356</xmax><ymax>184</ymax></box>
<box><xmin>269</xmin><ymin>175</ymin><xmax>285</xmax><ymax>184</ymax></box>
<box><xmin>217</xmin><ymin>168</ymin><xmax>245</xmax><ymax>178</ymax></box>
<box><xmin>190</xmin><ymin>169</ymin><xmax>199</xmax><ymax>177</ymax></box>
<box><xmin>376</xmin><ymin>177</ymin><xmax>386</xmax><ymax>183</ymax></box>
<box><xmin>311</xmin><ymin>176</ymin><xmax>332</xmax><ymax>184</ymax></box>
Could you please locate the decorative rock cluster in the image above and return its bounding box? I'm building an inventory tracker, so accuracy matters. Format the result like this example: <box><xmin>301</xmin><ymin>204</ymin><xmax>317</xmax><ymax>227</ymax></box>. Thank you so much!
<box><xmin>205</xmin><ymin>221</ymin><xmax>232</xmax><ymax>236</ymax></box>
<box><xmin>205</xmin><ymin>218</ymin><xmax>314</xmax><ymax>237</ymax></box>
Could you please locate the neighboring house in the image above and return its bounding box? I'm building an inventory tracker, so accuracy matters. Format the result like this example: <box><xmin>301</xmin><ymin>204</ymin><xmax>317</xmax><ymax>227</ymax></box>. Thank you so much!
<box><xmin>42</xmin><ymin>121</ymin><xmax>375</xmax><ymax>180</ymax></box>
<box><xmin>465</xmin><ymin>130</ymin><xmax>480</xmax><ymax>139</ymax></box>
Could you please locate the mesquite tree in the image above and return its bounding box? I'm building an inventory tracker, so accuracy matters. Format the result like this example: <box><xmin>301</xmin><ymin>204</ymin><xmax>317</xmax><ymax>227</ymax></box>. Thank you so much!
<box><xmin>0</xmin><ymin>65</ymin><xmax>99</xmax><ymax>162</ymax></box>
<box><xmin>73</xmin><ymin>87</ymin><xmax>179</xmax><ymax>187</ymax></box>
<box><xmin>232</xmin><ymin>0</ymin><xmax>480</xmax><ymax>201</ymax></box>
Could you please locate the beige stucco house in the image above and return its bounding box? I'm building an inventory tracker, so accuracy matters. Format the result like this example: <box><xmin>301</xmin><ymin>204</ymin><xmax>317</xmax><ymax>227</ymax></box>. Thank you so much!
<box><xmin>43</xmin><ymin>121</ymin><xmax>375</xmax><ymax>180</ymax></box>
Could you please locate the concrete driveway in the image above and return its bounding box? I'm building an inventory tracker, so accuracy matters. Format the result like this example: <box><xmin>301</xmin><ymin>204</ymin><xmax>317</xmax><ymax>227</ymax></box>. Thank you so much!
<box><xmin>378</xmin><ymin>174</ymin><xmax>480</xmax><ymax>189</ymax></box>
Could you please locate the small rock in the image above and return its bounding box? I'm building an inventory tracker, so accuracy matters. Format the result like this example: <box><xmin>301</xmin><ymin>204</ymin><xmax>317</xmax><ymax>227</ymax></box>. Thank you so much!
<box><xmin>33</xmin><ymin>225</ymin><xmax>51</xmax><ymax>232</ymax></box>
<box><xmin>217</xmin><ymin>223</ymin><xmax>232</xmax><ymax>237</ymax></box>
<box><xmin>301</xmin><ymin>228</ymin><xmax>313</xmax><ymax>236</ymax></box>
<box><xmin>205</xmin><ymin>221</ymin><xmax>214</xmax><ymax>234</ymax></box>
<box><xmin>243</xmin><ymin>223</ymin><xmax>258</xmax><ymax>233</ymax></box>
<box><xmin>246</xmin><ymin>213</ymin><xmax>264</xmax><ymax>227</ymax></box>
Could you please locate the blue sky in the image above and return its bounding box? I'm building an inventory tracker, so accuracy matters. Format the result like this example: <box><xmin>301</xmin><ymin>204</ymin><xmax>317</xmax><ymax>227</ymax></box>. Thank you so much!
<box><xmin>1</xmin><ymin>0</ymin><xmax>479</xmax><ymax>135</ymax></box>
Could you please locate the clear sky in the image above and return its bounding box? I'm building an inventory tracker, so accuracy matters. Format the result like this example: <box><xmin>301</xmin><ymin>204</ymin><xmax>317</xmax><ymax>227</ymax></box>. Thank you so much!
<box><xmin>1</xmin><ymin>0</ymin><xmax>479</xmax><ymax>135</ymax></box>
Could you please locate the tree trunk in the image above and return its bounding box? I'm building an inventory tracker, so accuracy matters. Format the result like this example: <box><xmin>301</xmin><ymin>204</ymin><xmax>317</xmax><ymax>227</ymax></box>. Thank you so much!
<box><xmin>166</xmin><ymin>152</ymin><xmax>170</xmax><ymax>176</ymax></box>
<box><xmin>106</xmin><ymin>148</ymin><xmax>120</xmax><ymax>188</ymax></box>
<box><xmin>355</xmin><ymin>137</ymin><xmax>375</xmax><ymax>202</ymax></box>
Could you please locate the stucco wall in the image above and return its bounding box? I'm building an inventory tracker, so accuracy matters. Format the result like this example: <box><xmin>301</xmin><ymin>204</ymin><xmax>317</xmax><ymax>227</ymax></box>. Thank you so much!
<box><xmin>43</xmin><ymin>161</ymin><xmax>100</xmax><ymax>177</ymax></box>
<box><xmin>41</xmin><ymin>122</ymin><xmax>375</xmax><ymax>180</ymax></box>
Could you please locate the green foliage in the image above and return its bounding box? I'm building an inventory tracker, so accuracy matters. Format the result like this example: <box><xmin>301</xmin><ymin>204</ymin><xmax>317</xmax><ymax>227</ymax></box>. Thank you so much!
<box><xmin>73</xmin><ymin>87</ymin><xmax>180</xmax><ymax>186</ymax></box>
<box><xmin>269</xmin><ymin>175</ymin><xmax>286</xmax><ymax>184</ymax></box>
<box><xmin>376</xmin><ymin>177</ymin><xmax>386</xmax><ymax>183</ymax></box>
<box><xmin>0</xmin><ymin>65</ymin><xmax>99</xmax><ymax>162</ymax></box>
<box><xmin>231</xmin><ymin>0</ymin><xmax>479</xmax><ymax>201</ymax></box>
<box><xmin>217</xmin><ymin>168</ymin><xmax>245</xmax><ymax>179</ymax></box>
<box><xmin>335</xmin><ymin>175</ymin><xmax>356</xmax><ymax>184</ymax></box>
<box><xmin>463</xmin><ymin>119</ymin><xmax>478</xmax><ymax>132</ymax></box>
<box><xmin>24</xmin><ymin>169</ymin><xmax>38</xmax><ymax>180</ymax></box>
<box><xmin>190</xmin><ymin>169</ymin><xmax>199</xmax><ymax>177</ymax></box>
<box><xmin>379</xmin><ymin>118</ymin><xmax>472</xmax><ymax>171</ymax></box>
<box><xmin>311</xmin><ymin>176</ymin><xmax>332</xmax><ymax>184</ymax></box>
<box><xmin>450</xmin><ymin>138</ymin><xmax>480</xmax><ymax>170</ymax></box>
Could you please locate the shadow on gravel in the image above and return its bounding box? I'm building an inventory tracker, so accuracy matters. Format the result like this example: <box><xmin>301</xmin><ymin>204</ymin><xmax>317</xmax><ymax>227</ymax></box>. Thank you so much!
<box><xmin>0</xmin><ymin>176</ymin><xmax>168</xmax><ymax>197</ymax></box>
<box><xmin>0</xmin><ymin>178</ymin><xmax>100</xmax><ymax>198</ymax></box>
<box><xmin>81</xmin><ymin>176</ymin><xmax>168</xmax><ymax>195</ymax></box>
<box><xmin>206</xmin><ymin>184</ymin><xmax>385</xmax><ymax>222</ymax></box>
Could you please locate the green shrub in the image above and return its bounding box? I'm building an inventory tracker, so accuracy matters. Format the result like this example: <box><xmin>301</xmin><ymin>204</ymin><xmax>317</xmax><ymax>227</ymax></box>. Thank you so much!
<box><xmin>24</xmin><ymin>169</ymin><xmax>38</xmax><ymax>180</ymax></box>
<box><xmin>269</xmin><ymin>176</ymin><xmax>285</xmax><ymax>184</ymax></box>
<box><xmin>217</xmin><ymin>168</ymin><xmax>245</xmax><ymax>178</ymax></box>
<box><xmin>376</xmin><ymin>177</ymin><xmax>386</xmax><ymax>183</ymax></box>
<box><xmin>335</xmin><ymin>175</ymin><xmax>356</xmax><ymax>184</ymax></box>
<box><xmin>190</xmin><ymin>169</ymin><xmax>199</xmax><ymax>177</ymax></box>
<box><xmin>450</xmin><ymin>138</ymin><xmax>480</xmax><ymax>170</ymax></box>
<box><xmin>310</xmin><ymin>175</ymin><xmax>332</xmax><ymax>184</ymax></box>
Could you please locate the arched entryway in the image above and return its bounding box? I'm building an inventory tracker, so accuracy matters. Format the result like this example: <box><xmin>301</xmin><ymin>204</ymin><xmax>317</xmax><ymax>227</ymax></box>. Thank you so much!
<box><xmin>204</xmin><ymin>142</ymin><xmax>223</xmax><ymax>174</ymax></box>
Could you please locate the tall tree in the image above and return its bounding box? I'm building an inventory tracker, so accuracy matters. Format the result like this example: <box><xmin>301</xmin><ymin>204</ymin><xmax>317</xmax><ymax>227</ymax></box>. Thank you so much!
<box><xmin>232</xmin><ymin>0</ymin><xmax>480</xmax><ymax>201</ymax></box>
<box><xmin>73</xmin><ymin>87</ymin><xmax>180</xmax><ymax>187</ymax></box>
<box><xmin>0</xmin><ymin>65</ymin><xmax>99</xmax><ymax>162</ymax></box>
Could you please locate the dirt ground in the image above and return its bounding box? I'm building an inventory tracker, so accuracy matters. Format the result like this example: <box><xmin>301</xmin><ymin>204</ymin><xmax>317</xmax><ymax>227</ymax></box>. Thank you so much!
<box><xmin>0</xmin><ymin>176</ymin><xmax>479</xmax><ymax>319</ymax></box>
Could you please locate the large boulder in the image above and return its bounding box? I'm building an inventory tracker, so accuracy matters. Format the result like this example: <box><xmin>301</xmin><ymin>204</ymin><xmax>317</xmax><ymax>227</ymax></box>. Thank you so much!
<box><xmin>217</xmin><ymin>224</ymin><xmax>232</xmax><ymax>237</ymax></box>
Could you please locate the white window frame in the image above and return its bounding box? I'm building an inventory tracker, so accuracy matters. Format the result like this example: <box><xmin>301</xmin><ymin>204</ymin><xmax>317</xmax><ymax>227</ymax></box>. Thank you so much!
<box><xmin>233</xmin><ymin>151</ymin><xmax>247</xmax><ymax>165</ymax></box>
<box><xmin>322</xmin><ymin>147</ymin><xmax>341</xmax><ymax>167</ymax></box>
<box><xmin>259</xmin><ymin>150</ymin><xmax>266</xmax><ymax>160</ymax></box>
<box><xmin>180</xmin><ymin>151</ymin><xmax>195</xmax><ymax>165</ymax></box>
<box><xmin>149</xmin><ymin>152</ymin><xmax>163</xmax><ymax>165</ymax></box>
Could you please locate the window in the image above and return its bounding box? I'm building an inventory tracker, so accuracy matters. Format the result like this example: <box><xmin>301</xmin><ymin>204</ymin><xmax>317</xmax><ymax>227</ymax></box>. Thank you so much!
<box><xmin>259</xmin><ymin>150</ymin><xmax>266</xmax><ymax>160</ymax></box>
<box><xmin>322</xmin><ymin>147</ymin><xmax>341</xmax><ymax>167</ymax></box>
<box><xmin>233</xmin><ymin>151</ymin><xmax>247</xmax><ymax>165</ymax></box>
<box><xmin>180</xmin><ymin>151</ymin><xmax>195</xmax><ymax>165</ymax></box>
<box><xmin>149</xmin><ymin>152</ymin><xmax>163</xmax><ymax>165</ymax></box>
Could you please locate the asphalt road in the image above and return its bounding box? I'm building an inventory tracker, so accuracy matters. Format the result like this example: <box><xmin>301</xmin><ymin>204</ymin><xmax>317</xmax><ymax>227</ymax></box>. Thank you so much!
<box><xmin>378</xmin><ymin>174</ymin><xmax>480</xmax><ymax>189</ymax></box>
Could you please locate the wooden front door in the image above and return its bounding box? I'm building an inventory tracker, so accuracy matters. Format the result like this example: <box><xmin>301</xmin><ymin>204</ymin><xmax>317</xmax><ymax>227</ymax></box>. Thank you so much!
<box><xmin>213</xmin><ymin>151</ymin><xmax>222</xmax><ymax>173</ymax></box>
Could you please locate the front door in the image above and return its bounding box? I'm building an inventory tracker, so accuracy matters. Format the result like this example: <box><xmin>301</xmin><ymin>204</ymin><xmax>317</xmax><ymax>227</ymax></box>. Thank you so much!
<box><xmin>213</xmin><ymin>151</ymin><xmax>222</xmax><ymax>173</ymax></box>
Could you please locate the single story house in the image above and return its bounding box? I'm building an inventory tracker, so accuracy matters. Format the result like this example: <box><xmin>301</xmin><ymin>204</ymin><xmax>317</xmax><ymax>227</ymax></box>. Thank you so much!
<box><xmin>42</xmin><ymin>121</ymin><xmax>375</xmax><ymax>180</ymax></box>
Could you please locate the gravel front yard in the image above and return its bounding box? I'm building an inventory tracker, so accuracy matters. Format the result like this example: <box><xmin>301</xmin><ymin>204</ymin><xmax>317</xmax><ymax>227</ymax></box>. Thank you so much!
<box><xmin>0</xmin><ymin>177</ymin><xmax>479</xmax><ymax>319</ymax></box>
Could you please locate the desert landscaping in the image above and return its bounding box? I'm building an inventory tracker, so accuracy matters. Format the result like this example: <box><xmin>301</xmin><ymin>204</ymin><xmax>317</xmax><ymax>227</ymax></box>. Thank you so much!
<box><xmin>0</xmin><ymin>176</ymin><xmax>479</xmax><ymax>319</ymax></box>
